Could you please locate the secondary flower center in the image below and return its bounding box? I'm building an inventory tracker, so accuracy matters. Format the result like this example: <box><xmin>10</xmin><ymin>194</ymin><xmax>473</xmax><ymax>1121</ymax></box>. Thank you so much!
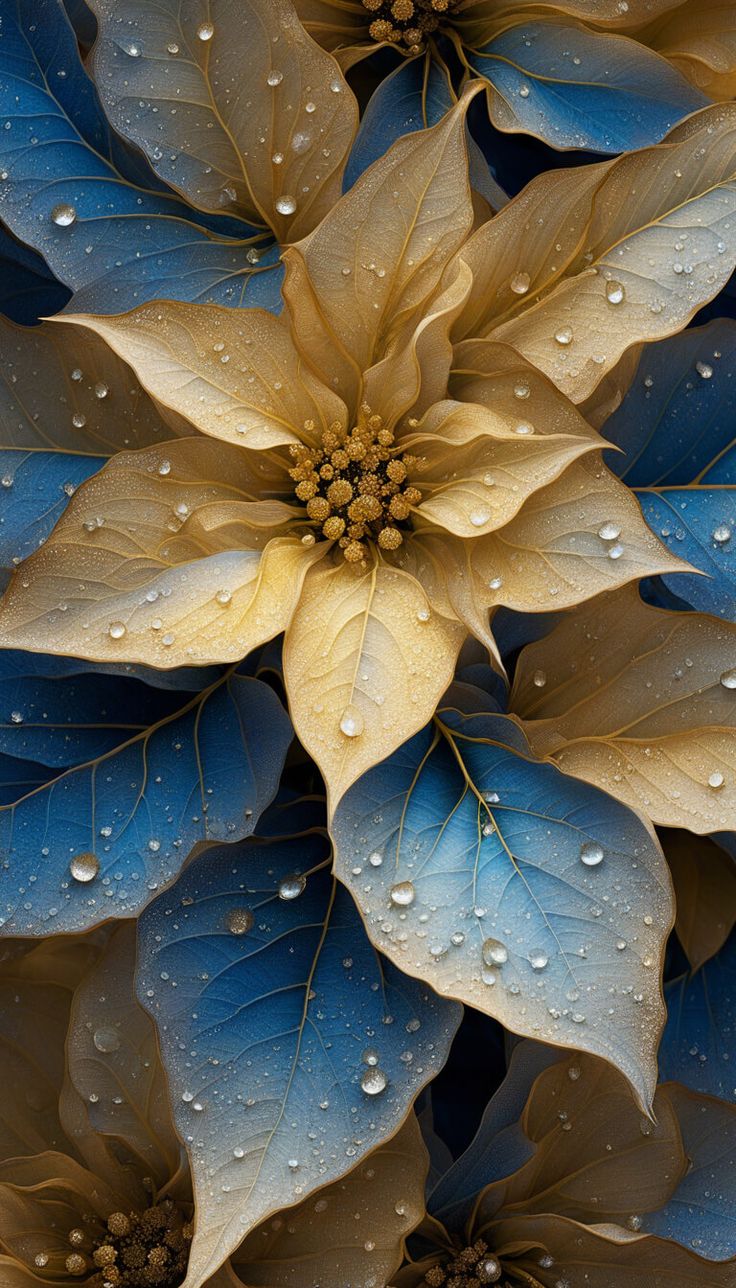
<box><xmin>289</xmin><ymin>405</ymin><xmax>421</xmax><ymax>563</ymax></box>
<box><xmin>59</xmin><ymin>1202</ymin><xmax>192</xmax><ymax>1288</ymax></box>
<box><xmin>422</xmin><ymin>1240</ymin><xmax>505</xmax><ymax>1287</ymax></box>
<box><xmin>362</xmin><ymin>0</ymin><xmax>458</xmax><ymax>50</ymax></box>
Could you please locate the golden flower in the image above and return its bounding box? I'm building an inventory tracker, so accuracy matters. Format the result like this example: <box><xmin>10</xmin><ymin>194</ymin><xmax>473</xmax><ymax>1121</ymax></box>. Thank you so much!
<box><xmin>0</xmin><ymin>928</ymin><xmax>194</xmax><ymax>1288</ymax></box>
<box><xmin>1</xmin><ymin>94</ymin><xmax>735</xmax><ymax>804</ymax></box>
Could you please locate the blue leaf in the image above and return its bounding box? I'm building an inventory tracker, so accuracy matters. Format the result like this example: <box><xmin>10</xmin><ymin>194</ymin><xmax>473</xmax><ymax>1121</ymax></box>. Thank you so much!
<box><xmin>136</xmin><ymin>811</ymin><xmax>461</xmax><ymax>1284</ymax></box>
<box><xmin>0</xmin><ymin>450</ymin><xmax>104</xmax><ymax>588</ymax></box>
<box><xmin>332</xmin><ymin>707</ymin><xmax>673</xmax><ymax>1111</ymax></box>
<box><xmin>0</xmin><ymin>672</ymin><xmax>292</xmax><ymax>935</ymax></box>
<box><xmin>660</xmin><ymin>934</ymin><xmax>736</xmax><ymax>1101</ymax></box>
<box><xmin>603</xmin><ymin>320</ymin><xmax>736</xmax><ymax>486</ymax></box>
<box><xmin>0</xmin><ymin>0</ymin><xmax>283</xmax><ymax>312</ymax></box>
<box><xmin>469</xmin><ymin>19</ymin><xmax>708</xmax><ymax>154</ymax></box>
<box><xmin>643</xmin><ymin>1085</ymin><xmax>736</xmax><ymax>1261</ymax></box>
<box><xmin>344</xmin><ymin>58</ymin><xmax>453</xmax><ymax>190</ymax></box>
<box><xmin>636</xmin><ymin>487</ymin><xmax>736</xmax><ymax>618</ymax></box>
<box><xmin>0</xmin><ymin>225</ymin><xmax>70</xmax><ymax>324</ymax></box>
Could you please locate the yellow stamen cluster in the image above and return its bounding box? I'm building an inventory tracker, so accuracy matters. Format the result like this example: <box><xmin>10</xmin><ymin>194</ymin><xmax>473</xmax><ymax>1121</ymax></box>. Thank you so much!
<box><xmin>362</xmin><ymin>0</ymin><xmax>456</xmax><ymax>50</ymax></box>
<box><xmin>76</xmin><ymin>1202</ymin><xmax>193</xmax><ymax>1288</ymax></box>
<box><xmin>289</xmin><ymin>406</ymin><xmax>421</xmax><ymax>563</ymax></box>
<box><xmin>423</xmin><ymin>1240</ymin><xmax>506</xmax><ymax>1287</ymax></box>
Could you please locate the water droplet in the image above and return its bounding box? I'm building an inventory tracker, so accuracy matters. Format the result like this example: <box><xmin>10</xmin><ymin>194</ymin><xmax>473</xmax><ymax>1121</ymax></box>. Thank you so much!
<box><xmin>278</xmin><ymin>873</ymin><xmax>306</xmax><ymax>901</ymax></box>
<box><xmin>719</xmin><ymin>667</ymin><xmax>736</xmax><ymax>690</ymax></box>
<box><xmin>167</xmin><ymin>40</ymin><xmax>180</xmax><ymax>53</ymax></box>
<box><xmin>275</xmin><ymin>194</ymin><xmax>297</xmax><ymax>216</ymax></box>
<box><xmin>533</xmin><ymin>669</ymin><xmax>547</xmax><ymax>688</ymax></box>
<box><xmin>529</xmin><ymin>952</ymin><xmax>548</xmax><ymax>971</ymax></box>
<box><xmin>513</xmin><ymin>383</ymin><xmax>530</xmax><ymax>399</ymax></box>
<box><xmin>108</xmin><ymin>621</ymin><xmax>126</xmax><ymax>640</ymax></box>
<box><xmin>226</xmin><ymin>907</ymin><xmax>253</xmax><ymax>935</ymax></box>
<box><xmin>389</xmin><ymin>880</ymin><xmax>415</xmax><ymax>907</ymax></box>
<box><xmin>554</xmin><ymin>327</ymin><xmax>573</xmax><ymax>346</ymax></box>
<box><xmin>514</xmin><ymin>421</ymin><xmax>534</xmax><ymax>435</ymax></box>
<box><xmin>51</xmin><ymin>203</ymin><xmax>77</xmax><ymax>227</ymax></box>
<box><xmin>70</xmin><ymin>851</ymin><xmax>99</xmax><ymax>883</ymax></box>
<box><xmin>72</xmin><ymin>412</ymin><xmax>87</xmax><ymax>428</ymax></box>
<box><xmin>580</xmin><ymin>841</ymin><xmax>604</xmax><ymax>867</ymax></box>
<box><xmin>360</xmin><ymin>1067</ymin><xmax>387</xmax><ymax>1095</ymax></box>
<box><xmin>9</xmin><ymin>710</ymin><xmax>23</xmax><ymax>724</ymax></box>
<box><xmin>94</xmin><ymin>382</ymin><xmax>109</xmax><ymax>399</ymax></box>
<box><xmin>416</xmin><ymin>606</ymin><xmax>430</xmax><ymax>622</ymax></box>
<box><xmin>339</xmin><ymin>705</ymin><xmax>364</xmax><ymax>738</ymax></box>
<box><xmin>267</xmin><ymin>70</ymin><xmax>283</xmax><ymax>86</ymax></box>
<box><xmin>215</xmin><ymin>589</ymin><xmax>232</xmax><ymax>606</ymax></box>
<box><xmin>93</xmin><ymin>1025</ymin><xmax>120</xmax><ymax>1053</ymax></box>
<box><xmin>713</xmin><ymin>523</ymin><xmax>731</xmax><ymax>544</ymax></box>
<box><xmin>510</xmin><ymin>271</ymin><xmax>530</xmax><ymax>295</ymax></box>
<box><xmin>518</xmin><ymin>84</ymin><xmax>530</xmax><ymax>98</ymax></box>
<box><xmin>196</xmin><ymin>21</ymin><xmax>214</xmax><ymax>40</ymax></box>
<box><xmin>607</xmin><ymin>542</ymin><xmax>625</xmax><ymax>560</ymax></box>
<box><xmin>233</xmin><ymin>1146</ymin><xmax>245</xmax><ymax>1159</ymax></box>
<box><xmin>708</xmin><ymin>771</ymin><xmax>724</xmax><ymax>789</ymax></box>
<box><xmin>598</xmin><ymin>521</ymin><xmax>621</xmax><ymax>541</ymax></box>
<box><xmin>482</xmin><ymin>937</ymin><xmax>508</xmax><ymax>966</ymax></box>
<box><xmin>696</xmin><ymin>360</ymin><xmax>713</xmax><ymax>379</ymax></box>
<box><xmin>478</xmin><ymin>1259</ymin><xmax>502</xmax><ymax>1284</ymax></box>
<box><xmin>470</xmin><ymin>508</ymin><xmax>490</xmax><ymax>527</ymax></box>
<box><xmin>605</xmin><ymin>280</ymin><xmax>625</xmax><ymax>305</ymax></box>
<box><xmin>362</xmin><ymin>1047</ymin><xmax>380</xmax><ymax>1066</ymax></box>
<box><xmin>368</xmin><ymin>851</ymin><xmax>383</xmax><ymax>867</ymax></box>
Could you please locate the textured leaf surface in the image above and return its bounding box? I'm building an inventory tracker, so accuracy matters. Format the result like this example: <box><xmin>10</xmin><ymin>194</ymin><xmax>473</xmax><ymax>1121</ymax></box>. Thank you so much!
<box><xmin>513</xmin><ymin>587</ymin><xmax>736</xmax><ymax>833</ymax></box>
<box><xmin>471</xmin><ymin>20</ymin><xmax>706</xmax><ymax>153</ymax></box>
<box><xmin>660</xmin><ymin>936</ymin><xmax>736</xmax><ymax>1099</ymax></box>
<box><xmin>332</xmin><ymin>707</ymin><xmax>673</xmax><ymax>1109</ymax></box>
<box><xmin>637</xmin><ymin>487</ymin><xmax>736</xmax><ymax>617</ymax></box>
<box><xmin>137</xmin><ymin>817</ymin><xmax>461</xmax><ymax>1288</ymax></box>
<box><xmin>0</xmin><ymin>672</ymin><xmax>291</xmax><ymax>935</ymax></box>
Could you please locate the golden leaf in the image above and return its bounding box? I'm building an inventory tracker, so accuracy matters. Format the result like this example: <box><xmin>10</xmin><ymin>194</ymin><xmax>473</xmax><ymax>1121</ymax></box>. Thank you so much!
<box><xmin>661</xmin><ymin>829</ymin><xmax>736</xmax><ymax>969</ymax></box>
<box><xmin>512</xmin><ymin>586</ymin><xmax>736</xmax><ymax>832</ymax></box>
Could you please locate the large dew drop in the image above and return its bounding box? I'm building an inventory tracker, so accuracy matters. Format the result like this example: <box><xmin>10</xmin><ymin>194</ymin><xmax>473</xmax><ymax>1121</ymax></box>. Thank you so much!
<box><xmin>481</xmin><ymin>937</ymin><xmax>508</xmax><ymax>966</ymax></box>
<box><xmin>339</xmin><ymin>704</ymin><xmax>364</xmax><ymax>738</ymax></box>
<box><xmin>278</xmin><ymin>873</ymin><xmax>306</xmax><ymax>901</ymax></box>
<box><xmin>389</xmin><ymin>880</ymin><xmax>415</xmax><ymax>907</ymax></box>
<box><xmin>226</xmin><ymin>907</ymin><xmax>254</xmax><ymax>935</ymax></box>
<box><xmin>580</xmin><ymin>841</ymin><xmax>604</xmax><ymax>867</ymax></box>
<box><xmin>360</xmin><ymin>1067</ymin><xmax>387</xmax><ymax>1096</ymax></box>
<box><xmin>70</xmin><ymin>851</ymin><xmax>99</xmax><ymax>883</ymax></box>
<box><xmin>93</xmin><ymin>1025</ymin><xmax>121</xmax><ymax>1053</ymax></box>
<box><xmin>51</xmin><ymin>203</ymin><xmax>77</xmax><ymax>227</ymax></box>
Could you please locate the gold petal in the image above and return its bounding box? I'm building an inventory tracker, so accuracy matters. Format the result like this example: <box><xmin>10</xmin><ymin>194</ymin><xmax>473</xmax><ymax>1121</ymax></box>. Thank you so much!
<box><xmin>283</xmin><ymin>555</ymin><xmax>465</xmax><ymax>806</ymax></box>
<box><xmin>512</xmin><ymin>586</ymin><xmax>736</xmax><ymax>832</ymax></box>
<box><xmin>647</xmin><ymin>0</ymin><xmax>736</xmax><ymax>98</ymax></box>
<box><xmin>56</xmin><ymin>305</ymin><xmax>346</xmax><ymax>450</ymax></box>
<box><xmin>663</xmin><ymin>829</ymin><xmax>736</xmax><ymax>971</ymax></box>
<box><xmin>230</xmin><ymin>1116</ymin><xmax>427</xmax><ymax>1288</ymax></box>
<box><xmin>0</xmin><ymin>441</ymin><xmax>321</xmax><ymax>666</ymax></box>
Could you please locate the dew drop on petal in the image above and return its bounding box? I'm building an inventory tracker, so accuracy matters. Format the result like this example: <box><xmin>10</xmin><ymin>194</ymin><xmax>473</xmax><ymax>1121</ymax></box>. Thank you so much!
<box><xmin>554</xmin><ymin>327</ymin><xmax>573</xmax><ymax>346</ymax></box>
<box><xmin>51</xmin><ymin>202</ymin><xmax>77</xmax><ymax>226</ymax></box>
<box><xmin>360</xmin><ymin>1067</ymin><xmax>387</xmax><ymax>1095</ymax></box>
<box><xmin>696</xmin><ymin>361</ymin><xmax>713</xmax><ymax>379</ymax></box>
<box><xmin>196</xmin><ymin>21</ymin><xmax>214</xmax><ymax>39</ymax></box>
<box><xmin>108</xmin><ymin>621</ymin><xmax>126</xmax><ymax>640</ymax></box>
<box><xmin>529</xmin><ymin>952</ymin><xmax>548</xmax><ymax>971</ymax></box>
<box><xmin>389</xmin><ymin>880</ymin><xmax>415</xmax><ymax>907</ymax></box>
<box><xmin>266</xmin><ymin>70</ymin><xmax>283</xmax><ymax>86</ymax></box>
<box><xmin>339</xmin><ymin>705</ymin><xmax>364</xmax><ymax>738</ymax></box>
<box><xmin>93</xmin><ymin>1025</ymin><xmax>120</xmax><ymax>1053</ymax></box>
<box><xmin>278</xmin><ymin>873</ymin><xmax>306</xmax><ymax>901</ymax></box>
<box><xmin>580</xmin><ymin>841</ymin><xmax>604</xmax><ymax>867</ymax></box>
<box><xmin>605</xmin><ymin>280</ymin><xmax>625</xmax><ymax>305</ymax></box>
<box><xmin>708</xmin><ymin>771</ymin><xmax>725</xmax><ymax>789</ymax></box>
<box><xmin>598</xmin><ymin>521</ymin><xmax>621</xmax><ymax>541</ymax></box>
<box><xmin>226</xmin><ymin>907</ymin><xmax>254</xmax><ymax>935</ymax></box>
<box><xmin>719</xmin><ymin>668</ymin><xmax>736</xmax><ymax>690</ymax></box>
<box><xmin>712</xmin><ymin>524</ymin><xmax>731</xmax><ymax>544</ymax></box>
<box><xmin>532</xmin><ymin>669</ymin><xmax>547</xmax><ymax>688</ymax></box>
<box><xmin>510</xmin><ymin>271</ymin><xmax>530</xmax><ymax>295</ymax></box>
<box><xmin>275</xmin><ymin>194</ymin><xmax>297</xmax><ymax>216</ymax></box>
<box><xmin>70</xmin><ymin>851</ymin><xmax>99</xmax><ymax>883</ymax></box>
<box><xmin>482</xmin><ymin>937</ymin><xmax>508</xmax><ymax>966</ymax></box>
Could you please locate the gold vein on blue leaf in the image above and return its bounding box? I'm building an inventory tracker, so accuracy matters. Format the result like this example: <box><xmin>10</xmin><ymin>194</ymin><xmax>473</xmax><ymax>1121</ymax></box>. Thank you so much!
<box><xmin>136</xmin><ymin>804</ymin><xmax>461</xmax><ymax>1288</ymax></box>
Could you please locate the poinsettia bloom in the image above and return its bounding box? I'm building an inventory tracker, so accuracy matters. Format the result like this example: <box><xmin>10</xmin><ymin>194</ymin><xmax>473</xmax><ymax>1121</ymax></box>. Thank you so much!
<box><xmin>2</xmin><ymin>95</ymin><xmax>735</xmax><ymax>803</ymax></box>
<box><xmin>0</xmin><ymin>927</ymin><xmax>197</xmax><ymax>1288</ymax></box>
<box><xmin>297</xmin><ymin>0</ymin><xmax>732</xmax><ymax>153</ymax></box>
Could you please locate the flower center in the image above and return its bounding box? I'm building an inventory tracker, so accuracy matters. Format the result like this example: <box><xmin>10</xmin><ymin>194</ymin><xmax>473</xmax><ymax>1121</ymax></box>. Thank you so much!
<box><xmin>61</xmin><ymin>1202</ymin><xmax>192</xmax><ymax>1288</ymax></box>
<box><xmin>289</xmin><ymin>405</ymin><xmax>421</xmax><ymax>563</ymax></box>
<box><xmin>422</xmin><ymin>1241</ymin><xmax>505</xmax><ymax>1287</ymax></box>
<box><xmin>361</xmin><ymin>0</ymin><xmax>458</xmax><ymax>50</ymax></box>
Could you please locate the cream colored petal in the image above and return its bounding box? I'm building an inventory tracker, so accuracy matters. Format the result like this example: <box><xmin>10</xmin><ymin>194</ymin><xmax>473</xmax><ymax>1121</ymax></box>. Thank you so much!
<box><xmin>88</xmin><ymin>0</ymin><xmax>358</xmax><ymax>240</ymax></box>
<box><xmin>512</xmin><ymin>586</ymin><xmax>736</xmax><ymax>832</ymax></box>
<box><xmin>647</xmin><ymin>0</ymin><xmax>736</xmax><ymax>98</ymax></box>
<box><xmin>0</xmin><ymin>317</ymin><xmax>185</xmax><ymax>453</ymax></box>
<box><xmin>230</xmin><ymin>1116</ymin><xmax>427</xmax><ymax>1288</ymax></box>
<box><xmin>0</xmin><ymin>440</ymin><xmax>321</xmax><ymax>667</ymax></box>
<box><xmin>362</xmin><ymin>260</ymin><xmax>474</xmax><ymax>428</ymax></box>
<box><xmin>433</xmin><ymin>455</ymin><xmax>688</xmax><ymax>616</ymax></box>
<box><xmin>59</xmin><ymin>923</ymin><xmax>184</xmax><ymax>1206</ymax></box>
<box><xmin>0</xmin><ymin>1152</ymin><xmax>123</xmax><ymax>1274</ymax></box>
<box><xmin>410</xmin><ymin>392</ymin><xmax>600</xmax><ymax>538</ymax></box>
<box><xmin>452</xmin><ymin>106</ymin><xmax>736</xmax><ymax>403</ymax></box>
<box><xmin>57</xmin><ymin>306</ymin><xmax>346</xmax><ymax>450</ymax></box>
<box><xmin>283</xmin><ymin>87</ymin><xmax>482</xmax><ymax>400</ymax></box>
<box><xmin>283</xmin><ymin>554</ymin><xmax>465</xmax><ymax>806</ymax></box>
